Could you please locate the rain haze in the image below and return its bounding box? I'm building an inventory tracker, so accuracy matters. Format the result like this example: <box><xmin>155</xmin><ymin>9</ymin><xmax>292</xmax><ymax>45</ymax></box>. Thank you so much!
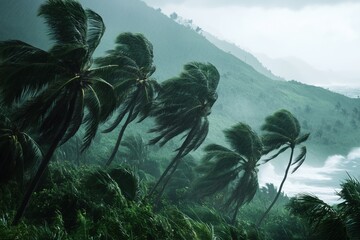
<box><xmin>143</xmin><ymin>0</ymin><xmax>360</xmax><ymax>88</ymax></box>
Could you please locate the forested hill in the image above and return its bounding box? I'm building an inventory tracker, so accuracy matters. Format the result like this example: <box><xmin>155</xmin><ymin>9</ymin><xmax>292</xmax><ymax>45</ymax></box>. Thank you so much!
<box><xmin>1</xmin><ymin>0</ymin><xmax>360</xmax><ymax>162</ymax></box>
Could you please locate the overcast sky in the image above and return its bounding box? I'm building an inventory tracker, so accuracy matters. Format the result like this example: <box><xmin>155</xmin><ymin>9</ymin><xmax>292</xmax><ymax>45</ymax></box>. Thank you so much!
<box><xmin>143</xmin><ymin>0</ymin><xmax>360</xmax><ymax>84</ymax></box>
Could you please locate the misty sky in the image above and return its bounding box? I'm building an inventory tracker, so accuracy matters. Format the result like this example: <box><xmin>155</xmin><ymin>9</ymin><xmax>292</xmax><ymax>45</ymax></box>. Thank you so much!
<box><xmin>143</xmin><ymin>0</ymin><xmax>360</xmax><ymax>84</ymax></box>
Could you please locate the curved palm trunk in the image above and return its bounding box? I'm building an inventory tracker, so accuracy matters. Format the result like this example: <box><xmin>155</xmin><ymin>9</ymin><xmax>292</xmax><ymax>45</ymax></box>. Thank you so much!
<box><xmin>231</xmin><ymin>196</ymin><xmax>243</xmax><ymax>225</ymax></box>
<box><xmin>154</xmin><ymin>155</ymin><xmax>182</xmax><ymax>205</ymax></box>
<box><xmin>147</xmin><ymin>148</ymin><xmax>183</xmax><ymax>199</ymax></box>
<box><xmin>147</xmin><ymin>124</ymin><xmax>197</xmax><ymax>200</ymax></box>
<box><xmin>106</xmin><ymin>103</ymin><xmax>136</xmax><ymax>166</ymax></box>
<box><xmin>257</xmin><ymin>147</ymin><xmax>294</xmax><ymax>227</ymax></box>
<box><xmin>12</xmin><ymin>92</ymin><xmax>78</xmax><ymax>225</ymax></box>
<box><xmin>105</xmin><ymin>89</ymin><xmax>140</xmax><ymax>167</ymax></box>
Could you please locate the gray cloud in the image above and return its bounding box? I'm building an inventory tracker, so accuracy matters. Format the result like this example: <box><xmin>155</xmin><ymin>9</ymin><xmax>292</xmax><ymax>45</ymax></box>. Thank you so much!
<box><xmin>143</xmin><ymin>0</ymin><xmax>359</xmax><ymax>9</ymax></box>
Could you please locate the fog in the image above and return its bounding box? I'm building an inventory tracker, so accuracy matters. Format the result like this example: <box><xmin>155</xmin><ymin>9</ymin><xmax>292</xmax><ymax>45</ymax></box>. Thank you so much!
<box><xmin>143</xmin><ymin>0</ymin><xmax>360</xmax><ymax>87</ymax></box>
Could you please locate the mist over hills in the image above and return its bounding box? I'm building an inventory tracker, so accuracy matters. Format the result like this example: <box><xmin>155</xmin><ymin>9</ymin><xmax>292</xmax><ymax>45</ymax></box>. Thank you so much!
<box><xmin>1</xmin><ymin>0</ymin><xmax>360</xmax><ymax>164</ymax></box>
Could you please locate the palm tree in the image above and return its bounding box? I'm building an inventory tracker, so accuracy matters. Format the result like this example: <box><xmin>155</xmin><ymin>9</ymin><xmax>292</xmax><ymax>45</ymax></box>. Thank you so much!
<box><xmin>0</xmin><ymin>0</ymin><xmax>118</xmax><ymax>224</ymax></box>
<box><xmin>147</xmin><ymin>61</ymin><xmax>220</xmax><ymax>200</ymax></box>
<box><xmin>120</xmin><ymin>134</ymin><xmax>150</xmax><ymax>166</ymax></box>
<box><xmin>257</xmin><ymin>109</ymin><xmax>310</xmax><ymax>226</ymax></box>
<box><xmin>288</xmin><ymin>177</ymin><xmax>360</xmax><ymax>240</ymax></box>
<box><xmin>95</xmin><ymin>32</ymin><xmax>159</xmax><ymax>166</ymax></box>
<box><xmin>337</xmin><ymin>176</ymin><xmax>360</xmax><ymax>239</ymax></box>
<box><xmin>0</xmin><ymin>114</ymin><xmax>42</xmax><ymax>185</ymax></box>
<box><xmin>193</xmin><ymin>123</ymin><xmax>263</xmax><ymax>224</ymax></box>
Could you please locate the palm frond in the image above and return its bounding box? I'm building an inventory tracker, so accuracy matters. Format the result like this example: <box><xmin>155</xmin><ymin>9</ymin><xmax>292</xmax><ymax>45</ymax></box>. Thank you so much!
<box><xmin>0</xmin><ymin>62</ymin><xmax>62</xmax><ymax>105</ymax></box>
<box><xmin>295</xmin><ymin>133</ymin><xmax>310</xmax><ymax>145</ymax></box>
<box><xmin>224</xmin><ymin>123</ymin><xmax>262</xmax><ymax>161</ymax></box>
<box><xmin>291</xmin><ymin>146</ymin><xmax>307</xmax><ymax>173</ymax></box>
<box><xmin>0</xmin><ymin>40</ymin><xmax>50</xmax><ymax>64</ymax></box>
<box><xmin>38</xmin><ymin>0</ymin><xmax>87</xmax><ymax>46</ymax></box>
<box><xmin>261</xmin><ymin>109</ymin><xmax>301</xmax><ymax>140</ymax></box>
<box><xmin>288</xmin><ymin>194</ymin><xmax>347</xmax><ymax>240</ymax></box>
<box><xmin>88</xmin><ymin>77</ymin><xmax>117</xmax><ymax>121</ymax></box>
<box><xmin>263</xmin><ymin>145</ymin><xmax>290</xmax><ymax>163</ymax></box>
<box><xmin>85</xmin><ymin>9</ymin><xmax>105</xmax><ymax>57</ymax></box>
<box><xmin>60</xmin><ymin>89</ymin><xmax>85</xmax><ymax>145</ymax></box>
<box><xmin>81</xmin><ymin>85</ymin><xmax>101</xmax><ymax>151</ymax></box>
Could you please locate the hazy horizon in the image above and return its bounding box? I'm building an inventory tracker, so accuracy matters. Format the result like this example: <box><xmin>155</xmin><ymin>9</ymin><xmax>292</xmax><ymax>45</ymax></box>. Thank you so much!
<box><xmin>142</xmin><ymin>0</ymin><xmax>360</xmax><ymax>87</ymax></box>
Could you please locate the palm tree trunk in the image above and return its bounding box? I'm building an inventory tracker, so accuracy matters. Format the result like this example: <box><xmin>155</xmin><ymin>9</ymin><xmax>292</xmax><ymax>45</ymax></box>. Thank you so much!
<box><xmin>154</xmin><ymin>157</ymin><xmax>182</xmax><ymax>205</ymax></box>
<box><xmin>147</xmin><ymin>150</ymin><xmax>182</xmax><ymax>199</ymax></box>
<box><xmin>147</xmin><ymin>124</ymin><xmax>197</xmax><ymax>200</ymax></box>
<box><xmin>106</xmin><ymin>102</ymin><xmax>136</xmax><ymax>166</ymax></box>
<box><xmin>256</xmin><ymin>147</ymin><xmax>294</xmax><ymax>227</ymax></box>
<box><xmin>12</xmin><ymin>92</ymin><xmax>78</xmax><ymax>225</ymax></box>
<box><xmin>105</xmin><ymin>89</ymin><xmax>141</xmax><ymax>166</ymax></box>
<box><xmin>231</xmin><ymin>196</ymin><xmax>243</xmax><ymax>225</ymax></box>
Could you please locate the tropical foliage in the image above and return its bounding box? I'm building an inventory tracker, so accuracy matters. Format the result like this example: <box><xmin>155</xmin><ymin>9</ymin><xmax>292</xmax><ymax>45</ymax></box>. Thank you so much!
<box><xmin>288</xmin><ymin>177</ymin><xmax>360</xmax><ymax>240</ymax></box>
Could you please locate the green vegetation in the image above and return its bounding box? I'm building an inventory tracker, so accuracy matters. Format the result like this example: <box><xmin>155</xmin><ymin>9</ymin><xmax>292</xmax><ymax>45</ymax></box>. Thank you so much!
<box><xmin>288</xmin><ymin>177</ymin><xmax>360</xmax><ymax>240</ymax></box>
<box><xmin>0</xmin><ymin>0</ymin><xmax>359</xmax><ymax>239</ymax></box>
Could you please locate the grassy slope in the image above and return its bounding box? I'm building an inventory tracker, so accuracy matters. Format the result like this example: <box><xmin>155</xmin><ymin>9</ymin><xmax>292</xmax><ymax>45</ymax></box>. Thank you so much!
<box><xmin>1</xmin><ymin>0</ymin><xmax>359</xmax><ymax>163</ymax></box>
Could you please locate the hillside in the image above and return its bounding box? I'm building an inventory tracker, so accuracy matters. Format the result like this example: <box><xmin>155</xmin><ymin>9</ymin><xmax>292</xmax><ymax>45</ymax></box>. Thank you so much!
<box><xmin>202</xmin><ymin>31</ymin><xmax>283</xmax><ymax>81</ymax></box>
<box><xmin>1</xmin><ymin>0</ymin><xmax>360</xmax><ymax>163</ymax></box>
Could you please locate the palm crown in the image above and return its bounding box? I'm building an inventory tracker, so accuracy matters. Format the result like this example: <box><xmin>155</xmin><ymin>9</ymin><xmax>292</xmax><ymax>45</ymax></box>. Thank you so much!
<box><xmin>193</xmin><ymin>123</ymin><xmax>262</xmax><ymax>224</ymax></box>
<box><xmin>147</xmin><ymin>62</ymin><xmax>220</xmax><ymax>199</ymax></box>
<box><xmin>95</xmin><ymin>32</ymin><xmax>159</xmax><ymax>166</ymax></box>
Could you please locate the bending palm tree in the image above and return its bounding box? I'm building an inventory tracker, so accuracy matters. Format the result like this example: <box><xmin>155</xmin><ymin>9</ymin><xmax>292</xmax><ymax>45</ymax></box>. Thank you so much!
<box><xmin>95</xmin><ymin>32</ymin><xmax>159</xmax><ymax>166</ymax></box>
<box><xmin>147</xmin><ymin>62</ymin><xmax>220</xmax><ymax>200</ymax></box>
<box><xmin>257</xmin><ymin>109</ymin><xmax>309</xmax><ymax>227</ymax></box>
<box><xmin>0</xmin><ymin>0</ymin><xmax>117</xmax><ymax>224</ymax></box>
<box><xmin>193</xmin><ymin>123</ymin><xmax>263</xmax><ymax>224</ymax></box>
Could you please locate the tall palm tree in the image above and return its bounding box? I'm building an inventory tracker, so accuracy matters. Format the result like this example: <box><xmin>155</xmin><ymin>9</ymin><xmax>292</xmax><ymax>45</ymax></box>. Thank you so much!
<box><xmin>288</xmin><ymin>177</ymin><xmax>360</xmax><ymax>240</ymax></box>
<box><xmin>147</xmin><ymin>62</ymin><xmax>220</xmax><ymax>200</ymax></box>
<box><xmin>0</xmin><ymin>0</ymin><xmax>117</xmax><ymax>224</ymax></box>
<box><xmin>193</xmin><ymin>123</ymin><xmax>263</xmax><ymax>224</ymax></box>
<box><xmin>0</xmin><ymin>114</ymin><xmax>42</xmax><ymax>185</ymax></box>
<box><xmin>257</xmin><ymin>109</ymin><xmax>310</xmax><ymax>226</ymax></box>
<box><xmin>95</xmin><ymin>32</ymin><xmax>159</xmax><ymax>166</ymax></box>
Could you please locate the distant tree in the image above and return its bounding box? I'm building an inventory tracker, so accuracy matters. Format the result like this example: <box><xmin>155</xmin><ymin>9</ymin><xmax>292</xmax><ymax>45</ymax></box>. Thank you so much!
<box><xmin>170</xmin><ymin>12</ymin><xmax>178</xmax><ymax>20</ymax></box>
<box><xmin>95</xmin><ymin>32</ymin><xmax>159</xmax><ymax>166</ymax></box>
<box><xmin>0</xmin><ymin>0</ymin><xmax>117</xmax><ymax>224</ymax></box>
<box><xmin>257</xmin><ymin>109</ymin><xmax>310</xmax><ymax>226</ymax></box>
<box><xmin>193</xmin><ymin>123</ymin><xmax>263</xmax><ymax>224</ymax></box>
<box><xmin>147</xmin><ymin>62</ymin><xmax>220</xmax><ymax>200</ymax></box>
